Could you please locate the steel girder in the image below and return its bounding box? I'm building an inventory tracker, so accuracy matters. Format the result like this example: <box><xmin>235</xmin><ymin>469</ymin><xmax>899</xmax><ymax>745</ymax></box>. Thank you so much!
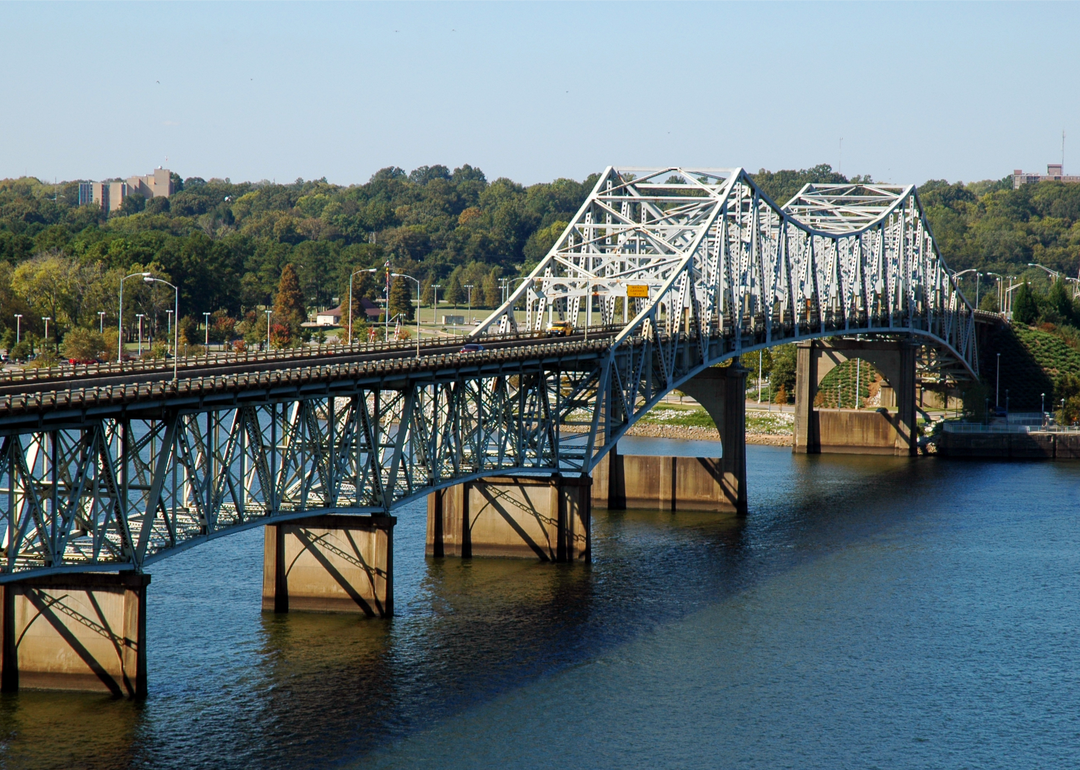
<box><xmin>474</xmin><ymin>166</ymin><xmax>978</xmax><ymax>460</ymax></box>
<box><xmin>0</xmin><ymin>352</ymin><xmax>612</xmax><ymax>578</ymax></box>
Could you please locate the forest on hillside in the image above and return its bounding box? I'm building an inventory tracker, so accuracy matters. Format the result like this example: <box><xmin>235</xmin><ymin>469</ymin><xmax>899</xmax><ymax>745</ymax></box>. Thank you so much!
<box><xmin>1</xmin><ymin>162</ymin><xmax>1079</xmax><ymax>360</ymax></box>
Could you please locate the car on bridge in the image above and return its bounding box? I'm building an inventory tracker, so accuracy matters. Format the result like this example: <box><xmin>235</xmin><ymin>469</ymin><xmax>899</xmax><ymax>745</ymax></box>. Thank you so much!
<box><xmin>545</xmin><ymin>320</ymin><xmax>574</xmax><ymax>337</ymax></box>
<box><xmin>460</xmin><ymin>343</ymin><xmax>485</xmax><ymax>353</ymax></box>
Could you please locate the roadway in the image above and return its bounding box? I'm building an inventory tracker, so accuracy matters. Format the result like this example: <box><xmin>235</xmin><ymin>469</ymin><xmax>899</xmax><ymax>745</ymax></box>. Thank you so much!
<box><xmin>0</xmin><ymin>328</ymin><xmax>623</xmax><ymax>399</ymax></box>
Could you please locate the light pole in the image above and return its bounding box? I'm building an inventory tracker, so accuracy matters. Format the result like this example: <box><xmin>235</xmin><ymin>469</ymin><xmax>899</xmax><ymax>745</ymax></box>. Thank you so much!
<box><xmin>265</xmin><ymin>310</ymin><xmax>272</xmax><ymax>351</ymax></box>
<box><xmin>347</xmin><ymin>267</ymin><xmax>377</xmax><ymax>346</ymax></box>
<box><xmin>118</xmin><ymin>271</ymin><xmax>152</xmax><ymax>362</ymax></box>
<box><xmin>203</xmin><ymin>311</ymin><xmax>211</xmax><ymax>350</ymax></box>
<box><xmin>98</xmin><ymin>311</ymin><xmax>106</xmax><ymax>335</ymax></box>
<box><xmin>392</xmin><ymin>273</ymin><xmax>421</xmax><ymax>358</ymax></box>
<box><xmin>432</xmin><ymin>284</ymin><xmax>441</xmax><ymax>325</ymax></box>
<box><xmin>136</xmin><ymin>314</ymin><xmax>145</xmax><ymax>356</ymax></box>
<box><xmin>42</xmin><ymin>317</ymin><xmax>51</xmax><ymax>351</ymax></box>
<box><xmin>14</xmin><ymin>314</ymin><xmax>21</xmax><ymax>345</ymax></box>
<box><xmin>144</xmin><ymin>276</ymin><xmax>179</xmax><ymax>380</ymax></box>
<box><xmin>166</xmin><ymin>309</ymin><xmax>173</xmax><ymax>349</ymax></box>
<box><xmin>1042</xmin><ymin>392</ymin><xmax>1046</xmax><ymax>416</ymax></box>
<box><xmin>758</xmin><ymin>349</ymin><xmax>763</xmax><ymax>404</ymax></box>
<box><xmin>983</xmin><ymin>272</ymin><xmax>1005</xmax><ymax>313</ymax></box>
<box><xmin>465</xmin><ymin>284</ymin><xmax>474</xmax><ymax>334</ymax></box>
<box><xmin>996</xmin><ymin>352</ymin><xmax>1001</xmax><ymax>408</ymax></box>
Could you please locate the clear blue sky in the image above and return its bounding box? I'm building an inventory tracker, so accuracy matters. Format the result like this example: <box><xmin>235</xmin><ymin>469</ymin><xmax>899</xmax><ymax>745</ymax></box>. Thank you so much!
<box><xmin>2</xmin><ymin>2</ymin><xmax>1078</xmax><ymax>188</ymax></box>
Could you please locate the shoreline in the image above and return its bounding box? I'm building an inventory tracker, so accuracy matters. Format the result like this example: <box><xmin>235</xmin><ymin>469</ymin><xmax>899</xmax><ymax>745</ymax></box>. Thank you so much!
<box><xmin>563</xmin><ymin>421</ymin><xmax>793</xmax><ymax>446</ymax></box>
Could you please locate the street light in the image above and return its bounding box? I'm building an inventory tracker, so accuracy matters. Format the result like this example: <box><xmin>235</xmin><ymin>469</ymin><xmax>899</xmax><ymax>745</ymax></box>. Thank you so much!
<box><xmin>144</xmin><ymin>276</ymin><xmax>179</xmax><ymax>380</ymax></box>
<box><xmin>347</xmin><ymin>268</ymin><xmax>378</xmax><ymax>346</ymax></box>
<box><xmin>392</xmin><ymin>273</ymin><xmax>421</xmax><ymax>358</ymax></box>
<box><xmin>41</xmin><ymin>317</ymin><xmax>51</xmax><ymax>351</ymax></box>
<box><xmin>432</xmin><ymin>284</ymin><xmax>442</xmax><ymax>325</ymax></box>
<box><xmin>136</xmin><ymin>314</ymin><xmax>145</xmax><ymax>356</ymax></box>
<box><xmin>166</xmin><ymin>309</ymin><xmax>173</xmax><ymax>346</ymax></box>
<box><xmin>98</xmin><ymin>311</ymin><xmax>106</xmax><ymax>335</ymax></box>
<box><xmin>996</xmin><ymin>352</ymin><xmax>1001</xmax><ymax>409</ymax></box>
<box><xmin>464</xmin><ymin>284</ymin><xmax>474</xmax><ymax>334</ymax></box>
<box><xmin>118</xmin><ymin>271</ymin><xmax>152</xmax><ymax>362</ymax></box>
<box><xmin>203</xmin><ymin>311</ymin><xmax>211</xmax><ymax>350</ymax></box>
<box><xmin>14</xmin><ymin>314</ymin><xmax>21</xmax><ymax>345</ymax></box>
<box><xmin>265</xmin><ymin>310</ymin><xmax>272</xmax><ymax>351</ymax></box>
<box><xmin>1027</xmin><ymin>262</ymin><xmax>1061</xmax><ymax>280</ymax></box>
<box><xmin>1042</xmin><ymin>392</ymin><xmax>1046</xmax><ymax>416</ymax></box>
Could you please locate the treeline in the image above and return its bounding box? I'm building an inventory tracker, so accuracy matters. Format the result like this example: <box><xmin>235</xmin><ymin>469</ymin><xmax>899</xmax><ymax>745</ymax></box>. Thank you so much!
<box><xmin>0</xmin><ymin>165</ymin><xmax>598</xmax><ymax>345</ymax></box>
<box><xmin>0</xmin><ymin>163</ymin><xmax>874</xmax><ymax>353</ymax></box>
<box><xmin>919</xmin><ymin>176</ymin><xmax>1080</xmax><ymax>296</ymax></box>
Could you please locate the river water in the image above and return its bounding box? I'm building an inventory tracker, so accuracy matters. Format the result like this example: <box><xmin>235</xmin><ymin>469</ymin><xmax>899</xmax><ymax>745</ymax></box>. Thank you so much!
<box><xmin>2</xmin><ymin>440</ymin><xmax>1080</xmax><ymax>769</ymax></box>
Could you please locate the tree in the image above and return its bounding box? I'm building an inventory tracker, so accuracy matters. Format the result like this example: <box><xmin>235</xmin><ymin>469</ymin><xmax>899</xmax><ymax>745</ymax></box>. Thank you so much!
<box><xmin>273</xmin><ymin>263</ymin><xmax>306</xmax><ymax>330</ymax></box>
<box><xmin>1012</xmin><ymin>282</ymin><xmax>1039</xmax><ymax>325</ymax></box>
<box><xmin>1046</xmin><ymin>279</ymin><xmax>1075</xmax><ymax>325</ymax></box>
<box><xmin>481</xmin><ymin>269</ymin><xmax>501</xmax><ymax>308</ymax></box>
<box><xmin>770</xmin><ymin>344</ymin><xmax>797</xmax><ymax>394</ymax></box>
<box><xmin>444</xmin><ymin>271</ymin><xmax>465</xmax><ymax>306</ymax></box>
<box><xmin>119</xmin><ymin>194</ymin><xmax>145</xmax><ymax>215</ymax></box>
<box><xmin>61</xmin><ymin>328</ymin><xmax>108</xmax><ymax>362</ymax></box>
<box><xmin>388</xmin><ymin>275</ymin><xmax>414</xmax><ymax>321</ymax></box>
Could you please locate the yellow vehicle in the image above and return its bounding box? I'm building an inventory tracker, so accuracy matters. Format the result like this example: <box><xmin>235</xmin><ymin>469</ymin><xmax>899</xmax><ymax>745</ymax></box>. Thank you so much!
<box><xmin>546</xmin><ymin>320</ymin><xmax>575</xmax><ymax>337</ymax></box>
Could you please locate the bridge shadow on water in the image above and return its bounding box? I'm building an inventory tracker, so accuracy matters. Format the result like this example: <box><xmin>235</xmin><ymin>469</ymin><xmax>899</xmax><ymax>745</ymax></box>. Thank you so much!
<box><xmin>0</xmin><ymin>445</ymin><xmax>953</xmax><ymax>769</ymax></box>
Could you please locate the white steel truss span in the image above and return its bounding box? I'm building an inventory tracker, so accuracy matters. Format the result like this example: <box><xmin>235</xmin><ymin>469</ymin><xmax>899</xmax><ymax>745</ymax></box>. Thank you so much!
<box><xmin>0</xmin><ymin>168</ymin><xmax>978</xmax><ymax>579</ymax></box>
<box><xmin>475</xmin><ymin>166</ymin><xmax>977</xmax><ymax>440</ymax></box>
<box><xmin>476</xmin><ymin>167</ymin><xmax>976</xmax><ymax>378</ymax></box>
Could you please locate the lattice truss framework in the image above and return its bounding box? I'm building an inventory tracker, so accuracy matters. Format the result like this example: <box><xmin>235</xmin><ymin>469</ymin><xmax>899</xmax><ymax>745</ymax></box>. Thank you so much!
<box><xmin>476</xmin><ymin>167</ymin><xmax>978</xmax><ymax>448</ymax></box>
<box><xmin>0</xmin><ymin>359</ymin><xmax>609</xmax><ymax>577</ymax></box>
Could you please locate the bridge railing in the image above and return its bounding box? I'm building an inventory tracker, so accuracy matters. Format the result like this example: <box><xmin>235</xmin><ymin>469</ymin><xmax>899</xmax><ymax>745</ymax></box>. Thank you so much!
<box><xmin>0</xmin><ymin>328</ymin><xmax>566</xmax><ymax>385</ymax></box>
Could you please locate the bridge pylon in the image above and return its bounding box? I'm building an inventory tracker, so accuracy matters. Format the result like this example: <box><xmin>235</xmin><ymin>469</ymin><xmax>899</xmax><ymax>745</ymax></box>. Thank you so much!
<box><xmin>793</xmin><ymin>339</ymin><xmax>918</xmax><ymax>455</ymax></box>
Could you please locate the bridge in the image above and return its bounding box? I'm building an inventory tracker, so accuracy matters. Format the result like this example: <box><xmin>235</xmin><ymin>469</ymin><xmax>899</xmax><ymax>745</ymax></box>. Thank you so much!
<box><xmin>0</xmin><ymin>167</ymin><xmax>977</xmax><ymax>697</ymax></box>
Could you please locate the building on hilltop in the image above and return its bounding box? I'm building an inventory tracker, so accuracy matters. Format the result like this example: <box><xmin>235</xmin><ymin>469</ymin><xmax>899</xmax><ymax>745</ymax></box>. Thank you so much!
<box><xmin>78</xmin><ymin>168</ymin><xmax>174</xmax><ymax>212</ymax></box>
<box><xmin>1012</xmin><ymin>163</ymin><xmax>1080</xmax><ymax>189</ymax></box>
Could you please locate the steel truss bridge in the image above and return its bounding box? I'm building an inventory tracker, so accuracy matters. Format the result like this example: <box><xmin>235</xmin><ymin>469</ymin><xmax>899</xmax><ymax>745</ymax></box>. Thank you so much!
<box><xmin>0</xmin><ymin>167</ymin><xmax>977</xmax><ymax>580</ymax></box>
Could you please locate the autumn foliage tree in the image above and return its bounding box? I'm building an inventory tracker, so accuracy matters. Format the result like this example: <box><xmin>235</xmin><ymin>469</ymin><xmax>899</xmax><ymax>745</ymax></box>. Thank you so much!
<box><xmin>273</xmin><ymin>263</ymin><xmax>306</xmax><ymax>338</ymax></box>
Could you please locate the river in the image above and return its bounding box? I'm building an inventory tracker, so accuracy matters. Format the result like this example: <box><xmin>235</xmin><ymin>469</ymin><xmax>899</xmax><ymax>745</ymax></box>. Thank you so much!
<box><xmin>2</xmin><ymin>440</ymin><xmax>1079</xmax><ymax>769</ymax></box>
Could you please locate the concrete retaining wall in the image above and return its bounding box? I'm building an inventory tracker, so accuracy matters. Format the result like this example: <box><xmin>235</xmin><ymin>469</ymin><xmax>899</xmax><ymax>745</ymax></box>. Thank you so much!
<box><xmin>937</xmin><ymin>431</ymin><xmax>1080</xmax><ymax>459</ymax></box>
<box><xmin>1</xmin><ymin>573</ymin><xmax>149</xmax><ymax>697</ymax></box>
<box><xmin>263</xmin><ymin>514</ymin><xmax>395</xmax><ymax>616</ymax></box>
<box><xmin>427</xmin><ymin>475</ymin><xmax>590</xmax><ymax>562</ymax></box>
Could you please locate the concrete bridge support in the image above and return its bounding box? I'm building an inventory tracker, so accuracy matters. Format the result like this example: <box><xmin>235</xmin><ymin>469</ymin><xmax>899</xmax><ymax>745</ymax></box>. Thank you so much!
<box><xmin>793</xmin><ymin>339</ymin><xmax>917</xmax><ymax>456</ymax></box>
<box><xmin>1</xmin><ymin>573</ymin><xmax>150</xmax><ymax>698</ymax></box>
<box><xmin>594</xmin><ymin>364</ymin><xmax>747</xmax><ymax>515</ymax></box>
<box><xmin>263</xmin><ymin>514</ymin><xmax>395</xmax><ymax>617</ymax></box>
<box><xmin>427</xmin><ymin>475</ymin><xmax>591</xmax><ymax>562</ymax></box>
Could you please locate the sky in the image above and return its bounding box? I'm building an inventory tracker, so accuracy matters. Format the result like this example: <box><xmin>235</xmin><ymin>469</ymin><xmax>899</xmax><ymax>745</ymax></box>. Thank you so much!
<box><xmin>2</xmin><ymin>1</ymin><xmax>1078</xmax><ymax>188</ymax></box>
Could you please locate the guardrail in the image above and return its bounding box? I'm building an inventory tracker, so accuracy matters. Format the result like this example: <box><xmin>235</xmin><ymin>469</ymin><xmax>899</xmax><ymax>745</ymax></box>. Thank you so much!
<box><xmin>942</xmin><ymin>421</ymin><xmax>1080</xmax><ymax>434</ymax></box>
<box><xmin>0</xmin><ymin>337</ymin><xmax>617</xmax><ymax>418</ymax></box>
<box><xmin>0</xmin><ymin>328</ymin><xmax>595</xmax><ymax>385</ymax></box>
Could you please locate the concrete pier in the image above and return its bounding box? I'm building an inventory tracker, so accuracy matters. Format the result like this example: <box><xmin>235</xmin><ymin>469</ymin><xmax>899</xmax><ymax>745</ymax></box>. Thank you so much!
<box><xmin>593</xmin><ymin>451</ymin><xmax>737</xmax><ymax>512</ymax></box>
<box><xmin>427</xmin><ymin>475</ymin><xmax>591</xmax><ymax>562</ymax></box>
<box><xmin>794</xmin><ymin>339</ymin><xmax>917</xmax><ymax>456</ymax></box>
<box><xmin>1</xmin><ymin>573</ymin><xmax>150</xmax><ymax>698</ymax></box>
<box><xmin>263</xmin><ymin>514</ymin><xmax>395</xmax><ymax>617</ymax></box>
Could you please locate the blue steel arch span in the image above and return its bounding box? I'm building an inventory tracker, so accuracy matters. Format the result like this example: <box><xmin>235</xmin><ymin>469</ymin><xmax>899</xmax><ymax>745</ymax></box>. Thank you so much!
<box><xmin>0</xmin><ymin>168</ymin><xmax>975</xmax><ymax>580</ymax></box>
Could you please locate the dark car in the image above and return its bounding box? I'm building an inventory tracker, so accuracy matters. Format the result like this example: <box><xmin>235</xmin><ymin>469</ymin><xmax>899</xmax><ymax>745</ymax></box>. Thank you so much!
<box><xmin>460</xmin><ymin>343</ymin><xmax>485</xmax><ymax>353</ymax></box>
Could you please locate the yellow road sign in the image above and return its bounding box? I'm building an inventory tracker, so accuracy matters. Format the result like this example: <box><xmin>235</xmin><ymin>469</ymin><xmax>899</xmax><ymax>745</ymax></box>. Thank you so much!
<box><xmin>626</xmin><ymin>284</ymin><xmax>649</xmax><ymax>298</ymax></box>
